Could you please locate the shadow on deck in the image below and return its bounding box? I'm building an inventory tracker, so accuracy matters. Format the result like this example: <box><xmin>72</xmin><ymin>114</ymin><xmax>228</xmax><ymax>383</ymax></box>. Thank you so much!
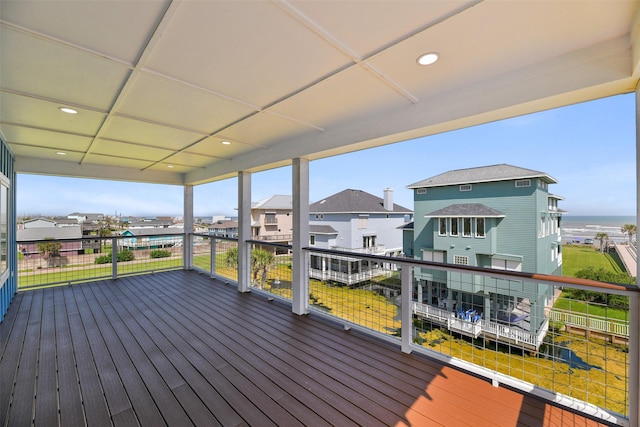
<box><xmin>0</xmin><ymin>270</ymin><xmax>610</xmax><ymax>426</ymax></box>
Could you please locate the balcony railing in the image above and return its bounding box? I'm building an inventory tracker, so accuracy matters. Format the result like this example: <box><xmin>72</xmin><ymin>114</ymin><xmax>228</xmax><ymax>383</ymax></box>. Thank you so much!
<box><xmin>16</xmin><ymin>233</ymin><xmax>639</xmax><ymax>426</ymax></box>
<box><xmin>17</xmin><ymin>234</ymin><xmax>184</xmax><ymax>288</ymax></box>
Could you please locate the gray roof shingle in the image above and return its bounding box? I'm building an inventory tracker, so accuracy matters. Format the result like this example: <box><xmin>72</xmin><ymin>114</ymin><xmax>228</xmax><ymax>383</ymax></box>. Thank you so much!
<box><xmin>407</xmin><ymin>164</ymin><xmax>557</xmax><ymax>188</ymax></box>
<box><xmin>252</xmin><ymin>195</ymin><xmax>292</xmax><ymax>210</ymax></box>
<box><xmin>18</xmin><ymin>227</ymin><xmax>82</xmax><ymax>241</ymax></box>
<box><xmin>425</xmin><ymin>203</ymin><xmax>505</xmax><ymax>217</ymax></box>
<box><xmin>310</xmin><ymin>225</ymin><xmax>338</xmax><ymax>234</ymax></box>
<box><xmin>310</xmin><ymin>189</ymin><xmax>412</xmax><ymax>214</ymax></box>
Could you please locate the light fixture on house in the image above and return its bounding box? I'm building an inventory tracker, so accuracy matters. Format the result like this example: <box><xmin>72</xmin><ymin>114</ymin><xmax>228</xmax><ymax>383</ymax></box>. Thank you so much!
<box><xmin>417</xmin><ymin>52</ymin><xmax>439</xmax><ymax>66</ymax></box>
<box><xmin>56</xmin><ymin>151</ymin><xmax>66</xmax><ymax>155</ymax></box>
<box><xmin>59</xmin><ymin>107</ymin><xmax>78</xmax><ymax>114</ymax></box>
<box><xmin>167</xmin><ymin>165</ymin><xmax>174</xmax><ymax>168</ymax></box>
<box><xmin>221</xmin><ymin>141</ymin><xmax>231</xmax><ymax>145</ymax></box>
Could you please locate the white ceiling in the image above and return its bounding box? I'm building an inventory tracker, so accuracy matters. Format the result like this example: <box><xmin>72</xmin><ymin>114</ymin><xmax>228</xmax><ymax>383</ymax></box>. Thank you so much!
<box><xmin>1</xmin><ymin>0</ymin><xmax>639</xmax><ymax>186</ymax></box>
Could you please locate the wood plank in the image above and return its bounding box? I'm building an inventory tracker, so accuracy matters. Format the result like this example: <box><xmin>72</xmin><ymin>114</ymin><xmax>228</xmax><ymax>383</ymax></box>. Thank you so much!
<box><xmin>98</xmin><ymin>278</ymin><xmax>242</xmax><ymax>426</ymax></box>
<box><xmin>70</xmin><ymin>285</ymin><xmax>136</xmax><ymax>425</ymax></box>
<box><xmin>78</xmin><ymin>284</ymin><xmax>166</xmax><ymax>427</ymax></box>
<box><xmin>89</xmin><ymin>282</ymin><xmax>194</xmax><ymax>426</ymax></box>
<box><xmin>7</xmin><ymin>290</ymin><xmax>43</xmax><ymax>426</ymax></box>
<box><xmin>62</xmin><ymin>286</ymin><xmax>112</xmax><ymax>427</ymax></box>
<box><xmin>52</xmin><ymin>287</ymin><xmax>86</xmax><ymax>426</ymax></box>
<box><xmin>140</xmin><ymin>272</ymin><xmax>385</xmax><ymax>426</ymax></box>
<box><xmin>163</xmin><ymin>274</ymin><xmax>494</xmax><ymax>426</ymax></box>
<box><xmin>98</xmin><ymin>285</ymin><xmax>222</xmax><ymax>427</ymax></box>
<box><xmin>0</xmin><ymin>291</ymin><xmax>30</xmax><ymax>427</ymax></box>
<box><xmin>119</xmin><ymin>276</ymin><xmax>282</xmax><ymax>427</ymax></box>
<box><xmin>34</xmin><ymin>291</ymin><xmax>59</xmax><ymax>427</ymax></box>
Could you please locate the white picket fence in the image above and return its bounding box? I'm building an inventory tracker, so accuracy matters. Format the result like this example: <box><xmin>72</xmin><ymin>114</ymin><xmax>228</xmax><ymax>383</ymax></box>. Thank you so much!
<box><xmin>549</xmin><ymin>309</ymin><xmax>629</xmax><ymax>337</ymax></box>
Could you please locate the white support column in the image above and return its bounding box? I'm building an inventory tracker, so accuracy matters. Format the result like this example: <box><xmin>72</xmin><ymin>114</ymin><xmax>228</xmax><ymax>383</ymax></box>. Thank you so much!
<box><xmin>183</xmin><ymin>185</ymin><xmax>193</xmax><ymax>270</ymax></box>
<box><xmin>292</xmin><ymin>158</ymin><xmax>310</xmax><ymax>315</ymax></box>
<box><xmin>401</xmin><ymin>263</ymin><xmax>412</xmax><ymax>353</ymax></box>
<box><xmin>629</xmin><ymin>83</ymin><xmax>640</xmax><ymax>427</ymax></box>
<box><xmin>238</xmin><ymin>171</ymin><xmax>252</xmax><ymax>293</ymax></box>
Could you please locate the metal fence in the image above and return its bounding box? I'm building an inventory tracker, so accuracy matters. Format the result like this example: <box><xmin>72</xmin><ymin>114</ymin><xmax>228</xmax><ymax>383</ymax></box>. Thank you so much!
<box><xmin>17</xmin><ymin>234</ymin><xmax>183</xmax><ymax>289</ymax></box>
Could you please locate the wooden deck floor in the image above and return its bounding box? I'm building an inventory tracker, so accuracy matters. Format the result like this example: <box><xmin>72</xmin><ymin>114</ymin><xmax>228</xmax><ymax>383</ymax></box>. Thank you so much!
<box><xmin>1</xmin><ymin>270</ymin><xmax>611</xmax><ymax>426</ymax></box>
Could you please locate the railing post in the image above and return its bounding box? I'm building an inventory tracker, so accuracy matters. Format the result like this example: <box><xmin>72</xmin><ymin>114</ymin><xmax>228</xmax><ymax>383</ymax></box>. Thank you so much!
<box><xmin>401</xmin><ymin>263</ymin><xmax>412</xmax><ymax>354</ymax></box>
<box><xmin>183</xmin><ymin>233</ymin><xmax>192</xmax><ymax>270</ymax></box>
<box><xmin>183</xmin><ymin>185</ymin><xmax>193</xmax><ymax>270</ymax></box>
<box><xmin>237</xmin><ymin>171</ymin><xmax>251</xmax><ymax>292</ymax></box>
<box><xmin>632</xmin><ymin>80</ymin><xmax>640</xmax><ymax>427</ymax></box>
<box><xmin>292</xmin><ymin>158</ymin><xmax>310</xmax><ymax>315</ymax></box>
<box><xmin>210</xmin><ymin>237</ymin><xmax>216</xmax><ymax>278</ymax></box>
<box><xmin>111</xmin><ymin>236</ymin><xmax>117</xmax><ymax>280</ymax></box>
<box><xmin>629</xmin><ymin>290</ymin><xmax>639</xmax><ymax>427</ymax></box>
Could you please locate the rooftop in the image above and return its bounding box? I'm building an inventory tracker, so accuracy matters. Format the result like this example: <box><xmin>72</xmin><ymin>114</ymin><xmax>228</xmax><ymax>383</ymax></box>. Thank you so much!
<box><xmin>407</xmin><ymin>164</ymin><xmax>558</xmax><ymax>189</ymax></box>
<box><xmin>310</xmin><ymin>189</ymin><xmax>412</xmax><ymax>214</ymax></box>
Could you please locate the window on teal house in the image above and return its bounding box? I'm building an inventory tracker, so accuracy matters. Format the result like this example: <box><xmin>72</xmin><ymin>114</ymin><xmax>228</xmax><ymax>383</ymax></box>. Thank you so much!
<box><xmin>476</xmin><ymin>218</ymin><xmax>485</xmax><ymax>238</ymax></box>
<box><xmin>439</xmin><ymin>218</ymin><xmax>447</xmax><ymax>236</ymax></box>
<box><xmin>463</xmin><ymin>218</ymin><xmax>472</xmax><ymax>237</ymax></box>
<box><xmin>450</xmin><ymin>218</ymin><xmax>459</xmax><ymax>236</ymax></box>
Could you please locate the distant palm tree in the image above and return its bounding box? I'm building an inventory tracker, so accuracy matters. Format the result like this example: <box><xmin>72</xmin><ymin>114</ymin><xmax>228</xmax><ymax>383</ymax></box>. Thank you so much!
<box><xmin>620</xmin><ymin>224</ymin><xmax>637</xmax><ymax>244</ymax></box>
<box><xmin>595</xmin><ymin>232</ymin><xmax>609</xmax><ymax>252</ymax></box>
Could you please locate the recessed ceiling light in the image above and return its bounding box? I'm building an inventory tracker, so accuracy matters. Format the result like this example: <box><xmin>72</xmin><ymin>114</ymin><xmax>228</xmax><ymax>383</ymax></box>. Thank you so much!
<box><xmin>167</xmin><ymin>165</ymin><xmax>174</xmax><ymax>168</ymax></box>
<box><xmin>221</xmin><ymin>141</ymin><xmax>231</xmax><ymax>145</ymax></box>
<box><xmin>56</xmin><ymin>151</ymin><xmax>67</xmax><ymax>155</ymax></box>
<box><xmin>417</xmin><ymin>52</ymin><xmax>439</xmax><ymax>66</ymax></box>
<box><xmin>59</xmin><ymin>107</ymin><xmax>78</xmax><ymax>114</ymax></box>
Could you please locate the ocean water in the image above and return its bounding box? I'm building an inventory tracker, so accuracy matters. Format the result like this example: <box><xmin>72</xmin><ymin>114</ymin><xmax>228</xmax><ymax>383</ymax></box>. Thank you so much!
<box><xmin>561</xmin><ymin>215</ymin><xmax>637</xmax><ymax>243</ymax></box>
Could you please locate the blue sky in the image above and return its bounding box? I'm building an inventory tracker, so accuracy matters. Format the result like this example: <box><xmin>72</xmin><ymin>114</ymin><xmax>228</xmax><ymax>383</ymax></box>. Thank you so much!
<box><xmin>17</xmin><ymin>93</ymin><xmax>636</xmax><ymax>218</ymax></box>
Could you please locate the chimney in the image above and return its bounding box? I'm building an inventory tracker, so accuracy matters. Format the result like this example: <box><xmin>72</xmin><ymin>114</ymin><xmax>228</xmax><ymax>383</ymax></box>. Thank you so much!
<box><xmin>383</xmin><ymin>188</ymin><xmax>393</xmax><ymax>211</ymax></box>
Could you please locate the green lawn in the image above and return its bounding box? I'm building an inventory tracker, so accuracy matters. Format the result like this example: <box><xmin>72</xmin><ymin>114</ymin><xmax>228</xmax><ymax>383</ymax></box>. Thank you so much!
<box><xmin>558</xmin><ymin>244</ymin><xmax>631</xmax><ymax>321</ymax></box>
<box><xmin>18</xmin><ymin>258</ymin><xmax>183</xmax><ymax>289</ymax></box>
<box><xmin>561</xmin><ymin>244</ymin><xmax>627</xmax><ymax>277</ymax></box>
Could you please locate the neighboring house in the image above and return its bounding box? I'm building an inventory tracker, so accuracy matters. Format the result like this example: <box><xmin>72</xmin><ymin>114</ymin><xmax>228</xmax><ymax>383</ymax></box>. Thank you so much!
<box><xmin>308</xmin><ymin>188</ymin><xmax>413</xmax><ymax>285</ymax></box>
<box><xmin>17</xmin><ymin>226</ymin><xmax>83</xmax><ymax>259</ymax></box>
<box><xmin>128</xmin><ymin>219</ymin><xmax>173</xmax><ymax>229</ymax></box>
<box><xmin>23</xmin><ymin>218</ymin><xmax>57</xmax><ymax>229</ymax></box>
<box><xmin>405</xmin><ymin>164</ymin><xmax>563</xmax><ymax>350</ymax></box>
<box><xmin>52</xmin><ymin>217</ymin><xmax>80</xmax><ymax>227</ymax></box>
<box><xmin>67</xmin><ymin>213</ymin><xmax>104</xmax><ymax>224</ymax></box>
<box><xmin>251</xmin><ymin>195</ymin><xmax>293</xmax><ymax>251</ymax></box>
<box><xmin>208</xmin><ymin>220</ymin><xmax>239</xmax><ymax>238</ymax></box>
<box><xmin>120</xmin><ymin>228</ymin><xmax>184</xmax><ymax>250</ymax></box>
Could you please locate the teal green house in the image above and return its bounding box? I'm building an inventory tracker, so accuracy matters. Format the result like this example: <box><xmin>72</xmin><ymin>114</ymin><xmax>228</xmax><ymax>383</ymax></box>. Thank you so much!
<box><xmin>405</xmin><ymin>164</ymin><xmax>563</xmax><ymax>350</ymax></box>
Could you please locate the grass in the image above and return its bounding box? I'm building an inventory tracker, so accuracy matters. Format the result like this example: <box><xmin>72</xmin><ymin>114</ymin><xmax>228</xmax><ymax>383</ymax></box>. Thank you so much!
<box><xmin>557</xmin><ymin>244</ymin><xmax>632</xmax><ymax>321</ymax></box>
<box><xmin>414</xmin><ymin>325</ymin><xmax>628</xmax><ymax>415</ymax></box>
<box><xmin>18</xmin><ymin>257</ymin><xmax>183</xmax><ymax>289</ymax></box>
<box><xmin>561</xmin><ymin>244</ymin><xmax>627</xmax><ymax>277</ymax></box>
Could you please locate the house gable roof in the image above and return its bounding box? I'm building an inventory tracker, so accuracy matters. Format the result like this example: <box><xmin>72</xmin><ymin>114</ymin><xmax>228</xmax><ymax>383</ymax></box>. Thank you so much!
<box><xmin>407</xmin><ymin>164</ymin><xmax>557</xmax><ymax>189</ymax></box>
<box><xmin>425</xmin><ymin>203</ymin><xmax>505</xmax><ymax>218</ymax></box>
<box><xmin>17</xmin><ymin>227</ymin><xmax>82</xmax><ymax>241</ymax></box>
<box><xmin>252</xmin><ymin>195</ymin><xmax>292</xmax><ymax>210</ymax></box>
<box><xmin>310</xmin><ymin>189</ymin><xmax>412</xmax><ymax>214</ymax></box>
<box><xmin>310</xmin><ymin>225</ymin><xmax>338</xmax><ymax>235</ymax></box>
<box><xmin>122</xmin><ymin>228</ymin><xmax>184</xmax><ymax>237</ymax></box>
